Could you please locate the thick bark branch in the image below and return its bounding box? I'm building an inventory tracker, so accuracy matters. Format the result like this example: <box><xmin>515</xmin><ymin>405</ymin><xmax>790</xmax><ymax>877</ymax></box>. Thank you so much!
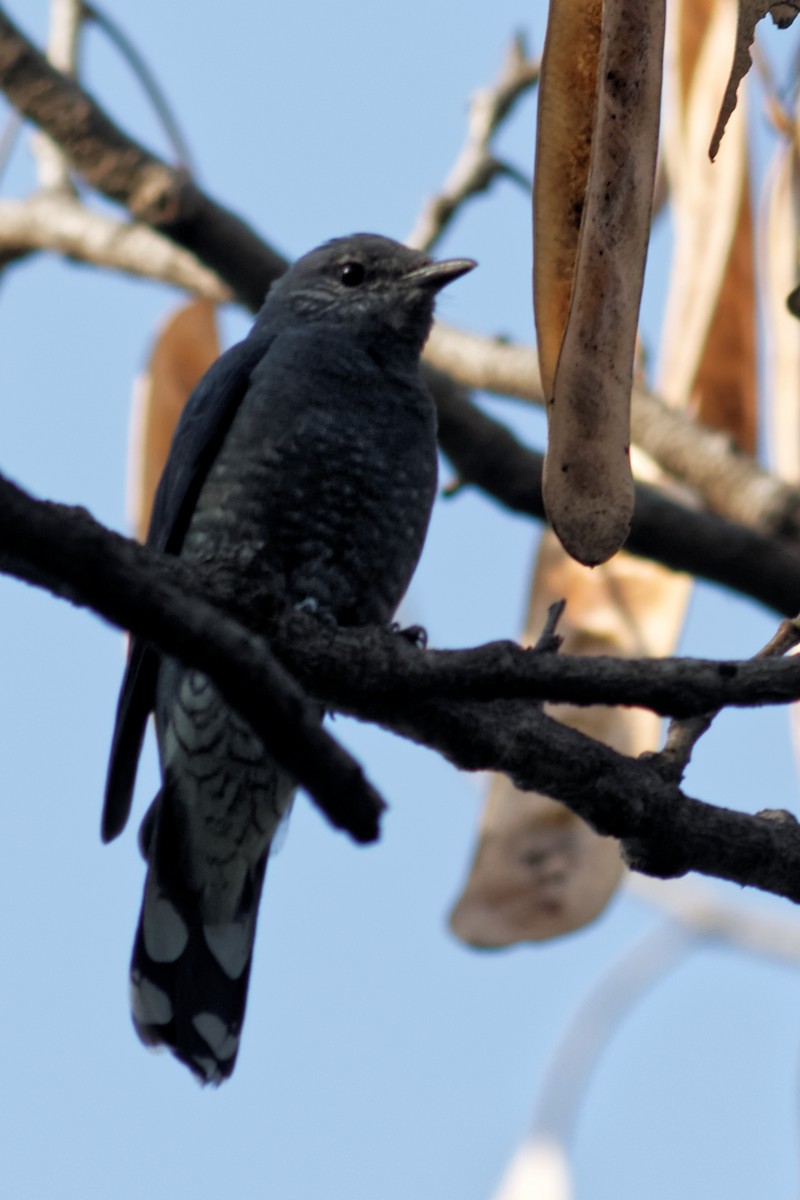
<box><xmin>4</xmin><ymin>471</ymin><xmax>800</xmax><ymax>903</ymax></box>
<box><xmin>433</xmin><ymin>377</ymin><xmax>800</xmax><ymax>617</ymax></box>
<box><xmin>0</xmin><ymin>6</ymin><xmax>286</xmax><ymax>310</ymax></box>
<box><xmin>8</xmin><ymin>470</ymin><xmax>800</xmax><ymax>725</ymax></box>
<box><xmin>426</xmin><ymin>324</ymin><xmax>800</xmax><ymax>543</ymax></box>
<box><xmin>0</xmin><ymin>474</ymin><xmax>384</xmax><ymax>844</ymax></box>
<box><xmin>31</xmin><ymin>0</ymin><xmax>82</xmax><ymax>191</ymax></box>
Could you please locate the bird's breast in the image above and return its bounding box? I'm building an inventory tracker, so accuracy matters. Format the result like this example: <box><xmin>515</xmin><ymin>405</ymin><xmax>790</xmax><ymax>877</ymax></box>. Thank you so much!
<box><xmin>182</xmin><ymin>340</ymin><xmax>437</xmax><ymax>628</ymax></box>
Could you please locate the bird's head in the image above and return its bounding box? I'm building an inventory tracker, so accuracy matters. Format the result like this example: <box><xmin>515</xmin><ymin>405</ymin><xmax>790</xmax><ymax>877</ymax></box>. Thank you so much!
<box><xmin>260</xmin><ymin>233</ymin><xmax>476</xmax><ymax>360</ymax></box>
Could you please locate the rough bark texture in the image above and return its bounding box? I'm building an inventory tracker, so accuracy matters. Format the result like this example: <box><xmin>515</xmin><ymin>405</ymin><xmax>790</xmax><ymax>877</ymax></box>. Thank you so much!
<box><xmin>4</xmin><ymin>471</ymin><xmax>800</xmax><ymax>903</ymax></box>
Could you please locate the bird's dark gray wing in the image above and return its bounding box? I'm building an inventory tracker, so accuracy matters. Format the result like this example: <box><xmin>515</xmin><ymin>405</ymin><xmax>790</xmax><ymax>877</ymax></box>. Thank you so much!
<box><xmin>102</xmin><ymin>334</ymin><xmax>273</xmax><ymax>843</ymax></box>
<box><xmin>148</xmin><ymin>334</ymin><xmax>272</xmax><ymax>555</ymax></box>
<box><xmin>102</xmin><ymin>641</ymin><xmax>157</xmax><ymax>842</ymax></box>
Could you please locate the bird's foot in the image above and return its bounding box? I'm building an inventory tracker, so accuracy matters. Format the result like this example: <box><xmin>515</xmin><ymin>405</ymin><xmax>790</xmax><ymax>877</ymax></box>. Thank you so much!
<box><xmin>391</xmin><ymin>622</ymin><xmax>428</xmax><ymax>649</ymax></box>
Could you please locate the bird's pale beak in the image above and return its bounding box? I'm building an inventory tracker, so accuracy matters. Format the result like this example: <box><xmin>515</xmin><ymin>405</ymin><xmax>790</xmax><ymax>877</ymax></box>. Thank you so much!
<box><xmin>404</xmin><ymin>257</ymin><xmax>477</xmax><ymax>290</ymax></box>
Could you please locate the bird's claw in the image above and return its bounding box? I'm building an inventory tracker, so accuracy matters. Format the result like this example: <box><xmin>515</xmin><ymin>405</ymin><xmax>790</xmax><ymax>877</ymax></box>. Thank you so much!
<box><xmin>391</xmin><ymin>622</ymin><xmax>428</xmax><ymax>649</ymax></box>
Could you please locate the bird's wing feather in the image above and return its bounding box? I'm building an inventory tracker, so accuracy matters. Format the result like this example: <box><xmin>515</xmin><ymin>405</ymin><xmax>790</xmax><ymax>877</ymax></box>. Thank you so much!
<box><xmin>102</xmin><ymin>333</ymin><xmax>272</xmax><ymax>842</ymax></box>
<box><xmin>148</xmin><ymin>335</ymin><xmax>271</xmax><ymax>554</ymax></box>
<box><xmin>102</xmin><ymin>641</ymin><xmax>158</xmax><ymax>842</ymax></box>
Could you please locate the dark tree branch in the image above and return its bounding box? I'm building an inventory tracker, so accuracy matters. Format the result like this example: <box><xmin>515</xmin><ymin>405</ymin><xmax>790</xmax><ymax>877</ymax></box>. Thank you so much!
<box><xmin>433</xmin><ymin>375</ymin><xmax>800</xmax><ymax>617</ymax></box>
<box><xmin>380</xmin><ymin>695</ymin><xmax>800</xmax><ymax>903</ymax></box>
<box><xmin>0</xmin><ymin>5</ymin><xmax>286</xmax><ymax>310</ymax></box>
<box><xmin>425</xmin><ymin>323</ymin><xmax>800</xmax><ymax>545</ymax></box>
<box><xmin>0</xmin><ymin>473</ymin><xmax>384</xmax><ymax>844</ymax></box>
<box><xmin>286</xmin><ymin>621</ymin><xmax>800</xmax><ymax>717</ymax></box>
<box><xmin>10</xmin><ymin>470</ymin><xmax>800</xmax><ymax>724</ymax></box>
<box><xmin>655</xmin><ymin>617</ymin><xmax>800</xmax><ymax>784</ymax></box>
<box><xmin>5</xmin><ymin>471</ymin><xmax>800</xmax><ymax>904</ymax></box>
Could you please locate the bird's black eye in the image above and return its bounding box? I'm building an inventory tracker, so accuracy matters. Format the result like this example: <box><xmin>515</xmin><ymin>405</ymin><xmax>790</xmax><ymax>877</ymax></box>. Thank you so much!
<box><xmin>340</xmin><ymin>261</ymin><xmax>365</xmax><ymax>287</ymax></box>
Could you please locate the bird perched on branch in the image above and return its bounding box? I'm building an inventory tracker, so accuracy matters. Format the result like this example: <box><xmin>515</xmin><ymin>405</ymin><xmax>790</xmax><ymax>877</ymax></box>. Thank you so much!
<box><xmin>102</xmin><ymin>233</ymin><xmax>475</xmax><ymax>1083</ymax></box>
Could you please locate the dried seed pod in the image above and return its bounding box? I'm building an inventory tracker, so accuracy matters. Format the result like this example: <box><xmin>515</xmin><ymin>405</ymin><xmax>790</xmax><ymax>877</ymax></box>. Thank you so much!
<box><xmin>535</xmin><ymin>0</ymin><xmax>665</xmax><ymax>566</ymax></box>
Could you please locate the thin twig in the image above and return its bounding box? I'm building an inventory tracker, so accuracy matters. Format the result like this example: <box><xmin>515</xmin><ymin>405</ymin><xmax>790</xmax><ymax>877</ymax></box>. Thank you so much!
<box><xmin>533</xmin><ymin>924</ymin><xmax>692</xmax><ymax>1134</ymax></box>
<box><xmin>81</xmin><ymin>2</ymin><xmax>197</xmax><ymax>174</ymax></box>
<box><xmin>653</xmin><ymin>615</ymin><xmax>800</xmax><ymax>782</ymax></box>
<box><xmin>532</xmin><ymin>599</ymin><xmax>566</xmax><ymax>655</ymax></box>
<box><xmin>752</xmin><ymin>37</ymin><xmax>795</xmax><ymax>140</ymax></box>
<box><xmin>406</xmin><ymin>34</ymin><xmax>539</xmax><ymax>251</ymax></box>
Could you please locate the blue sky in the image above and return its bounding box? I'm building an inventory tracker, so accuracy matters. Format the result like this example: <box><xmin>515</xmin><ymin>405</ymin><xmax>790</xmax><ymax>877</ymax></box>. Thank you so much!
<box><xmin>2</xmin><ymin>3</ymin><xmax>800</xmax><ymax>1199</ymax></box>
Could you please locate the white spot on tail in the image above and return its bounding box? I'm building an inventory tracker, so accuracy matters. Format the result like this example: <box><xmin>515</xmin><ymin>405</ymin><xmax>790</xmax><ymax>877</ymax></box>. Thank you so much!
<box><xmin>130</xmin><ymin>973</ymin><xmax>173</xmax><ymax>1028</ymax></box>
<box><xmin>203</xmin><ymin>920</ymin><xmax>252</xmax><ymax>979</ymax></box>
<box><xmin>142</xmin><ymin>887</ymin><xmax>189</xmax><ymax>962</ymax></box>
<box><xmin>192</xmin><ymin>1055</ymin><xmax>226</xmax><ymax>1085</ymax></box>
<box><xmin>193</xmin><ymin>1012</ymin><xmax>240</xmax><ymax>1062</ymax></box>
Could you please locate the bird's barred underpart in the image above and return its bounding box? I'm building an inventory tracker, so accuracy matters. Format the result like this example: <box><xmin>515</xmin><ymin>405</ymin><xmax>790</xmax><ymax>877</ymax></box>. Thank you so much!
<box><xmin>103</xmin><ymin>234</ymin><xmax>475</xmax><ymax>1083</ymax></box>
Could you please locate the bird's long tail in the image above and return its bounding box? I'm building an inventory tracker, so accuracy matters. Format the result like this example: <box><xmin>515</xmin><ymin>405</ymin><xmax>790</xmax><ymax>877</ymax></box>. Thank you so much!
<box><xmin>129</xmin><ymin>793</ymin><xmax>269</xmax><ymax>1085</ymax></box>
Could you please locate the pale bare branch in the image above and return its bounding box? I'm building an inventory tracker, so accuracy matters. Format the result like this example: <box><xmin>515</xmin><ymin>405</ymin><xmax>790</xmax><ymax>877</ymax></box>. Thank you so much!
<box><xmin>493</xmin><ymin>870</ymin><xmax>800</xmax><ymax>1200</ymax></box>
<box><xmin>0</xmin><ymin>5</ymin><xmax>286</xmax><ymax>309</ymax></box>
<box><xmin>0</xmin><ymin>192</ymin><xmax>230</xmax><ymax>297</ymax></box>
<box><xmin>425</xmin><ymin>322</ymin><xmax>800</xmax><ymax>542</ymax></box>
<box><xmin>493</xmin><ymin>922</ymin><xmax>693</xmax><ymax>1200</ymax></box>
<box><xmin>630</xmin><ymin>873</ymin><xmax>800</xmax><ymax>960</ymax></box>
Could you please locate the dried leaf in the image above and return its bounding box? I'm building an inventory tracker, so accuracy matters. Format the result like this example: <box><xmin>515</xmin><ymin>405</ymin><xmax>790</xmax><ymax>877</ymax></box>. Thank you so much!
<box><xmin>660</xmin><ymin>0</ymin><xmax>756</xmax><ymax>451</ymax></box>
<box><xmin>127</xmin><ymin>300</ymin><xmax>219</xmax><ymax>539</ymax></box>
<box><xmin>710</xmin><ymin>0</ymin><xmax>799</xmax><ymax>160</ymax></box>
<box><xmin>537</xmin><ymin>0</ymin><xmax>666</xmax><ymax>565</ymax></box>
<box><xmin>761</xmin><ymin>139</ymin><xmax>800</xmax><ymax>765</ymax></box>
<box><xmin>763</xmin><ymin>142</ymin><xmax>800</xmax><ymax>481</ymax></box>
<box><xmin>449</xmin><ymin>772</ymin><xmax>624</xmax><ymax>947</ymax></box>
<box><xmin>692</xmin><ymin>180</ymin><xmax>756</xmax><ymax>449</ymax></box>
<box><xmin>449</xmin><ymin>530</ymin><xmax>691</xmax><ymax>947</ymax></box>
